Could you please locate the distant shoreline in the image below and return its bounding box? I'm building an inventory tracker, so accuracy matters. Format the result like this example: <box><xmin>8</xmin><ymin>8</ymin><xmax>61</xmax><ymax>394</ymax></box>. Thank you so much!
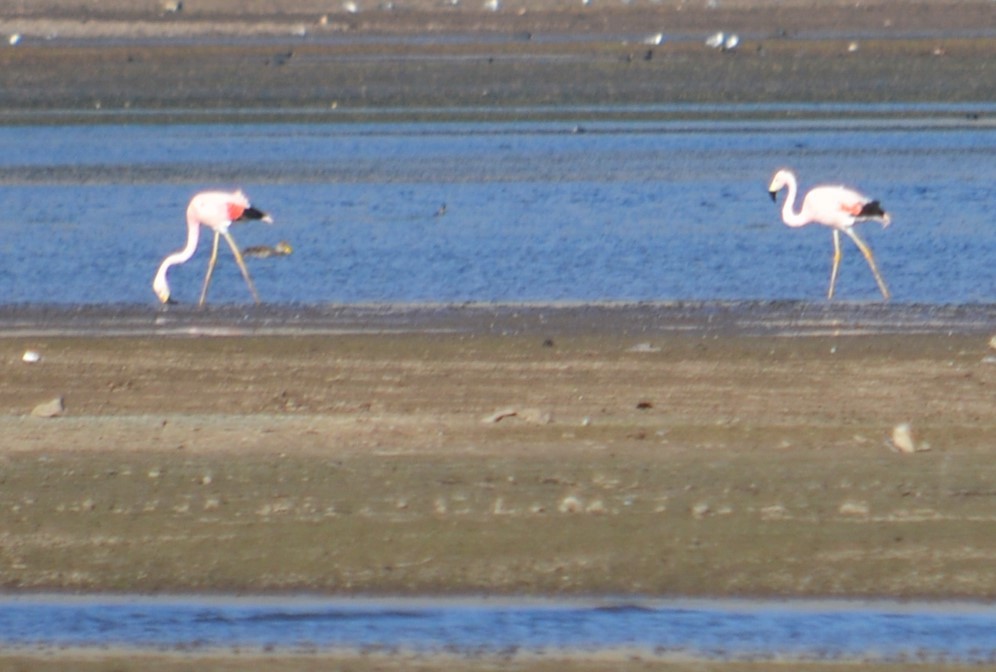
<box><xmin>2</xmin><ymin>1</ymin><xmax>994</xmax><ymax>116</ymax></box>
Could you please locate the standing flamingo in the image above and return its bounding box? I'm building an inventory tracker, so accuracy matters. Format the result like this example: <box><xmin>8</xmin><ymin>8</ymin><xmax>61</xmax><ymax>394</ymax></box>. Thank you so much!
<box><xmin>768</xmin><ymin>168</ymin><xmax>891</xmax><ymax>300</ymax></box>
<box><xmin>153</xmin><ymin>190</ymin><xmax>272</xmax><ymax>305</ymax></box>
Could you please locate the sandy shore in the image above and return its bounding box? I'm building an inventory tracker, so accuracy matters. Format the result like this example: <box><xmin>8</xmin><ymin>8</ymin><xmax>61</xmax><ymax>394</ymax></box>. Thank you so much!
<box><xmin>3</xmin><ymin>303</ymin><xmax>995</xmax><ymax>598</ymax></box>
<box><xmin>2</xmin><ymin>304</ymin><xmax>995</xmax><ymax>670</ymax></box>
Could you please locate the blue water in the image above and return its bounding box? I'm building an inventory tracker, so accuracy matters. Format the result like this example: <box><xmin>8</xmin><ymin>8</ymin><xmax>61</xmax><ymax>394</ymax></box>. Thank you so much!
<box><xmin>1</xmin><ymin>112</ymin><xmax>993</xmax><ymax>306</ymax></box>
<box><xmin>2</xmin><ymin>596</ymin><xmax>995</xmax><ymax>663</ymax></box>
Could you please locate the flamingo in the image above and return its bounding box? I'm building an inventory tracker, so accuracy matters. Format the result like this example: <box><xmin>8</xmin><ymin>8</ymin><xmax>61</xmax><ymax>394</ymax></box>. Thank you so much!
<box><xmin>768</xmin><ymin>169</ymin><xmax>891</xmax><ymax>300</ymax></box>
<box><xmin>153</xmin><ymin>190</ymin><xmax>272</xmax><ymax>306</ymax></box>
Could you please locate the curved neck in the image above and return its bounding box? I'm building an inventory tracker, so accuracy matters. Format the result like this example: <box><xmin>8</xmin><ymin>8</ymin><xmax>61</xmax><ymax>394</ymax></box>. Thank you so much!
<box><xmin>779</xmin><ymin>174</ymin><xmax>809</xmax><ymax>228</ymax></box>
<box><xmin>154</xmin><ymin>210</ymin><xmax>202</xmax><ymax>287</ymax></box>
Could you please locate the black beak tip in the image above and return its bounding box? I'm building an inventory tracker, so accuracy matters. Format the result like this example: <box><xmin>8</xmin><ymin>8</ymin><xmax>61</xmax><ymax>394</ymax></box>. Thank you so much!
<box><xmin>769</xmin><ymin>191</ymin><xmax>778</xmax><ymax>203</ymax></box>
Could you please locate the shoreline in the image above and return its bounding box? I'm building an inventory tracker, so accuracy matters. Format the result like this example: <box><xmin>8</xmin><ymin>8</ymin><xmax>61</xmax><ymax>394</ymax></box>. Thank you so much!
<box><xmin>2</xmin><ymin>301</ymin><xmax>995</xmax><ymax>338</ymax></box>
<box><xmin>2</xmin><ymin>2</ymin><xmax>994</xmax><ymax>116</ymax></box>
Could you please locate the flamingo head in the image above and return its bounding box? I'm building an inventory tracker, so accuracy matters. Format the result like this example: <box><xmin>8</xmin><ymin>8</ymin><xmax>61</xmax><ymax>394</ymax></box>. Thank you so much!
<box><xmin>152</xmin><ymin>273</ymin><xmax>172</xmax><ymax>304</ymax></box>
<box><xmin>767</xmin><ymin>169</ymin><xmax>793</xmax><ymax>201</ymax></box>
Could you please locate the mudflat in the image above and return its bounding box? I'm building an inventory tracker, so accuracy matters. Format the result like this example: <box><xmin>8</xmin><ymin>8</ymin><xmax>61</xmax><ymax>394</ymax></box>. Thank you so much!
<box><xmin>2</xmin><ymin>304</ymin><xmax>995</xmax><ymax>599</ymax></box>
<box><xmin>2</xmin><ymin>304</ymin><xmax>995</xmax><ymax>671</ymax></box>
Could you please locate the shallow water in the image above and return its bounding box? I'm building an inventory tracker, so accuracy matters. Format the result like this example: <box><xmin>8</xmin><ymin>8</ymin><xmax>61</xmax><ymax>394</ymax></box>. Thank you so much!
<box><xmin>2</xmin><ymin>596</ymin><xmax>995</xmax><ymax>663</ymax></box>
<box><xmin>1</xmin><ymin>110</ymin><xmax>994</xmax><ymax>306</ymax></box>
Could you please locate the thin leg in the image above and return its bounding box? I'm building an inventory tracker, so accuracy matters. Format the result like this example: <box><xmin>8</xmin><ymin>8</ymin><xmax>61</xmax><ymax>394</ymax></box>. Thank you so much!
<box><xmin>222</xmin><ymin>230</ymin><xmax>261</xmax><ymax>304</ymax></box>
<box><xmin>199</xmin><ymin>231</ymin><xmax>221</xmax><ymax>307</ymax></box>
<box><xmin>827</xmin><ymin>229</ymin><xmax>842</xmax><ymax>300</ymax></box>
<box><xmin>843</xmin><ymin>227</ymin><xmax>890</xmax><ymax>301</ymax></box>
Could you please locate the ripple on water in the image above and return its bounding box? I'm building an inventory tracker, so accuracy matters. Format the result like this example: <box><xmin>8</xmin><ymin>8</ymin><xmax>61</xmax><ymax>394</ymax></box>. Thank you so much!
<box><xmin>1</xmin><ymin>596</ymin><xmax>996</xmax><ymax>663</ymax></box>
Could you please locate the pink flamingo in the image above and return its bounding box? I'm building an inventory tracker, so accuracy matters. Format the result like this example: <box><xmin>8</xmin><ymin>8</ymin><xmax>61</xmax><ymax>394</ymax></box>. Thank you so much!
<box><xmin>768</xmin><ymin>168</ymin><xmax>891</xmax><ymax>300</ymax></box>
<box><xmin>153</xmin><ymin>190</ymin><xmax>272</xmax><ymax>306</ymax></box>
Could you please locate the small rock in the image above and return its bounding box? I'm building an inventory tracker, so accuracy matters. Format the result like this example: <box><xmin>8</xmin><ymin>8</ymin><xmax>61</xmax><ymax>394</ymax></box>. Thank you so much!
<box><xmin>988</xmin><ymin>335</ymin><xmax>996</xmax><ymax>350</ymax></box>
<box><xmin>585</xmin><ymin>499</ymin><xmax>607</xmax><ymax>515</ymax></box>
<box><xmin>691</xmin><ymin>502</ymin><xmax>711</xmax><ymax>518</ymax></box>
<box><xmin>839</xmin><ymin>500</ymin><xmax>869</xmax><ymax>516</ymax></box>
<box><xmin>22</xmin><ymin>350</ymin><xmax>41</xmax><ymax>363</ymax></box>
<box><xmin>559</xmin><ymin>495</ymin><xmax>583</xmax><ymax>513</ymax></box>
<box><xmin>31</xmin><ymin>397</ymin><xmax>64</xmax><ymax>418</ymax></box>
<box><xmin>891</xmin><ymin>422</ymin><xmax>929</xmax><ymax>453</ymax></box>
<box><xmin>627</xmin><ymin>342</ymin><xmax>660</xmax><ymax>353</ymax></box>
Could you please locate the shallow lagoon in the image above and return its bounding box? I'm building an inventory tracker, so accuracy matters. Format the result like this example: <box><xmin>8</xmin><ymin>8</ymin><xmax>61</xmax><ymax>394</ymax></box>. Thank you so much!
<box><xmin>2</xmin><ymin>596</ymin><xmax>996</xmax><ymax>663</ymax></box>
<box><xmin>0</xmin><ymin>109</ymin><xmax>993</xmax><ymax>306</ymax></box>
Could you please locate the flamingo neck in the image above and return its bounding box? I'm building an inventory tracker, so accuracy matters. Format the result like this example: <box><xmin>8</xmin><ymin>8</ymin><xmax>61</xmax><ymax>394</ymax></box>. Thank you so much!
<box><xmin>153</xmin><ymin>211</ymin><xmax>202</xmax><ymax>296</ymax></box>
<box><xmin>779</xmin><ymin>174</ymin><xmax>809</xmax><ymax>228</ymax></box>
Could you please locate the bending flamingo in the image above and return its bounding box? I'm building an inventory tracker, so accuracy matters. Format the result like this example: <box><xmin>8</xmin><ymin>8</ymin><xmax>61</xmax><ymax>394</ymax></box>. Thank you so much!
<box><xmin>768</xmin><ymin>168</ymin><xmax>891</xmax><ymax>300</ymax></box>
<box><xmin>153</xmin><ymin>190</ymin><xmax>272</xmax><ymax>305</ymax></box>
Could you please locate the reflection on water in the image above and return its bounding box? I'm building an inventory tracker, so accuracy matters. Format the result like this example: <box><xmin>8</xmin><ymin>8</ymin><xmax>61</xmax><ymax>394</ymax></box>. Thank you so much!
<box><xmin>2</xmin><ymin>596</ymin><xmax>995</xmax><ymax>663</ymax></box>
<box><xmin>0</xmin><ymin>112</ymin><xmax>993</xmax><ymax>306</ymax></box>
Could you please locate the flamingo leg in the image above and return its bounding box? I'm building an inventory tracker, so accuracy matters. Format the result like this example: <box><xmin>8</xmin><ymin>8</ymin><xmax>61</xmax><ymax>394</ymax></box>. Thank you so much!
<box><xmin>221</xmin><ymin>230</ymin><xmax>261</xmax><ymax>304</ymax></box>
<box><xmin>198</xmin><ymin>231</ymin><xmax>222</xmax><ymax>307</ymax></box>
<box><xmin>842</xmin><ymin>227</ymin><xmax>890</xmax><ymax>301</ymax></box>
<box><xmin>827</xmin><ymin>229</ymin><xmax>842</xmax><ymax>300</ymax></box>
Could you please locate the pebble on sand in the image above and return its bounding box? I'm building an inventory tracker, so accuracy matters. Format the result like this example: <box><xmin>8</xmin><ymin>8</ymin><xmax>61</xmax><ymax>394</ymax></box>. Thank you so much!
<box><xmin>891</xmin><ymin>422</ymin><xmax>929</xmax><ymax>453</ymax></box>
<box><xmin>22</xmin><ymin>350</ymin><xmax>41</xmax><ymax>363</ymax></box>
<box><xmin>31</xmin><ymin>397</ymin><xmax>65</xmax><ymax>418</ymax></box>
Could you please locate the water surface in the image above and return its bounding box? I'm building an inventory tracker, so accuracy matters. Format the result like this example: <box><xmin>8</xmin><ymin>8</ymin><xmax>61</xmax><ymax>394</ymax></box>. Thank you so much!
<box><xmin>1</xmin><ymin>111</ymin><xmax>993</xmax><ymax>306</ymax></box>
<box><xmin>2</xmin><ymin>596</ymin><xmax>996</xmax><ymax>663</ymax></box>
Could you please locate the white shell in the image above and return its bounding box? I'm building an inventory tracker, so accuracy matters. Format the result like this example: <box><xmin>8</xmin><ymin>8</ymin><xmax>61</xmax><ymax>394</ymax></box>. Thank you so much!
<box><xmin>891</xmin><ymin>423</ymin><xmax>917</xmax><ymax>453</ymax></box>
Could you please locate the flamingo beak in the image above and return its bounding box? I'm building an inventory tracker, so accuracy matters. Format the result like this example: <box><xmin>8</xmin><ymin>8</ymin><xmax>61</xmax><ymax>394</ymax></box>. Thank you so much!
<box><xmin>769</xmin><ymin>190</ymin><xmax>778</xmax><ymax>203</ymax></box>
<box><xmin>242</xmin><ymin>206</ymin><xmax>273</xmax><ymax>223</ymax></box>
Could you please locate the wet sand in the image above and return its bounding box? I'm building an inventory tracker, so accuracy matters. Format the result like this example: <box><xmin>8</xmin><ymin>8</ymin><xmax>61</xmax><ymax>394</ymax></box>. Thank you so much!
<box><xmin>3</xmin><ymin>653</ymin><xmax>988</xmax><ymax>672</ymax></box>
<box><xmin>2</xmin><ymin>304</ymin><xmax>995</xmax><ymax>595</ymax></box>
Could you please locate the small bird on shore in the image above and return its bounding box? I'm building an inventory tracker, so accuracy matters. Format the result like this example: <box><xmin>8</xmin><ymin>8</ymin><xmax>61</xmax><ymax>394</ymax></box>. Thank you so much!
<box><xmin>768</xmin><ymin>168</ymin><xmax>892</xmax><ymax>300</ymax></box>
<box><xmin>153</xmin><ymin>190</ymin><xmax>272</xmax><ymax>306</ymax></box>
<box><xmin>243</xmin><ymin>241</ymin><xmax>293</xmax><ymax>259</ymax></box>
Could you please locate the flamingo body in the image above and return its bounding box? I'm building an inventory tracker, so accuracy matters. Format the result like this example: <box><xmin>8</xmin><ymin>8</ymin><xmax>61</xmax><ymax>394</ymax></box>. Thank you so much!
<box><xmin>768</xmin><ymin>168</ymin><xmax>891</xmax><ymax>300</ymax></box>
<box><xmin>153</xmin><ymin>190</ymin><xmax>272</xmax><ymax>305</ymax></box>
